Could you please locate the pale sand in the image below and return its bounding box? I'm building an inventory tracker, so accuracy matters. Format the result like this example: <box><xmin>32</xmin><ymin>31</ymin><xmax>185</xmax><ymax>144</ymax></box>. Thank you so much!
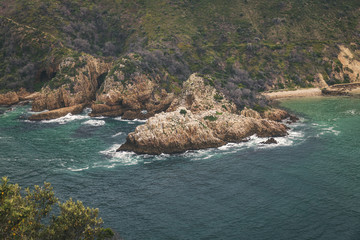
<box><xmin>262</xmin><ymin>88</ymin><xmax>322</xmax><ymax>100</ymax></box>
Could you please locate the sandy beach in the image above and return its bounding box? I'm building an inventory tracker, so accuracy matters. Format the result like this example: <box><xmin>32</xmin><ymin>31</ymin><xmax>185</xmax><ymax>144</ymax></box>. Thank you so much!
<box><xmin>262</xmin><ymin>88</ymin><xmax>322</xmax><ymax>100</ymax></box>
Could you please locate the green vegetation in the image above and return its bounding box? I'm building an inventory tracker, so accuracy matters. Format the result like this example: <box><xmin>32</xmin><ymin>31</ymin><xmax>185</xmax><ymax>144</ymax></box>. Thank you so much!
<box><xmin>180</xmin><ymin>109</ymin><xmax>187</xmax><ymax>116</ymax></box>
<box><xmin>213</xmin><ymin>93</ymin><xmax>224</xmax><ymax>102</ymax></box>
<box><xmin>1</xmin><ymin>0</ymin><xmax>360</xmax><ymax>107</ymax></box>
<box><xmin>204</xmin><ymin>115</ymin><xmax>218</xmax><ymax>121</ymax></box>
<box><xmin>0</xmin><ymin>177</ymin><xmax>113</xmax><ymax>240</ymax></box>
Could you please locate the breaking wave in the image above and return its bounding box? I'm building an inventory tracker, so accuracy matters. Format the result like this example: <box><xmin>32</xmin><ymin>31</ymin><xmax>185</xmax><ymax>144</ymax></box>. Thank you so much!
<box><xmin>41</xmin><ymin>113</ymin><xmax>89</xmax><ymax>124</ymax></box>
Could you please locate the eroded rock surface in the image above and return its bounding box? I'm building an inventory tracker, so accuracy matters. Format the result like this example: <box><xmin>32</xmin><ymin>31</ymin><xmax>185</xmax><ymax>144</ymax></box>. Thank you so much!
<box><xmin>95</xmin><ymin>73</ymin><xmax>175</xmax><ymax>119</ymax></box>
<box><xmin>118</xmin><ymin>108</ymin><xmax>288</xmax><ymax>155</ymax></box>
<box><xmin>0</xmin><ymin>88</ymin><xmax>33</xmax><ymax>106</ymax></box>
<box><xmin>0</xmin><ymin>92</ymin><xmax>19</xmax><ymax>106</ymax></box>
<box><xmin>118</xmin><ymin>74</ymin><xmax>289</xmax><ymax>155</ymax></box>
<box><xmin>32</xmin><ymin>55</ymin><xmax>112</xmax><ymax>111</ymax></box>
<box><xmin>167</xmin><ymin>74</ymin><xmax>237</xmax><ymax>113</ymax></box>
<box><xmin>261</xmin><ymin>108</ymin><xmax>290</xmax><ymax>122</ymax></box>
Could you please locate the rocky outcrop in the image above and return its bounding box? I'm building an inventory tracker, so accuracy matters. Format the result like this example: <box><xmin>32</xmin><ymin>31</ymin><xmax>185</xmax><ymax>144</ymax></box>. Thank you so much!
<box><xmin>94</xmin><ymin>63</ymin><xmax>175</xmax><ymax>119</ymax></box>
<box><xmin>89</xmin><ymin>104</ymin><xmax>124</xmax><ymax>117</ymax></box>
<box><xmin>93</xmin><ymin>71</ymin><xmax>235</xmax><ymax>120</ymax></box>
<box><xmin>29</xmin><ymin>104</ymin><xmax>85</xmax><ymax>121</ymax></box>
<box><xmin>118</xmin><ymin>108</ymin><xmax>288</xmax><ymax>155</ymax></box>
<box><xmin>118</xmin><ymin>73</ymin><xmax>291</xmax><ymax>154</ymax></box>
<box><xmin>0</xmin><ymin>92</ymin><xmax>19</xmax><ymax>106</ymax></box>
<box><xmin>240</xmin><ymin>107</ymin><xmax>261</xmax><ymax>119</ymax></box>
<box><xmin>261</xmin><ymin>108</ymin><xmax>290</xmax><ymax>122</ymax></box>
<box><xmin>338</xmin><ymin>45</ymin><xmax>360</xmax><ymax>82</ymax></box>
<box><xmin>167</xmin><ymin>74</ymin><xmax>237</xmax><ymax>113</ymax></box>
<box><xmin>261</xmin><ymin>138</ymin><xmax>277</xmax><ymax>144</ymax></box>
<box><xmin>0</xmin><ymin>88</ymin><xmax>33</xmax><ymax>106</ymax></box>
<box><xmin>32</xmin><ymin>55</ymin><xmax>112</xmax><ymax>112</ymax></box>
<box><xmin>322</xmin><ymin>82</ymin><xmax>360</xmax><ymax>96</ymax></box>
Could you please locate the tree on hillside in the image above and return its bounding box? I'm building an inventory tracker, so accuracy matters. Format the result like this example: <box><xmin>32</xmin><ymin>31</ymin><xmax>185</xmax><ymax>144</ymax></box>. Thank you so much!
<box><xmin>0</xmin><ymin>177</ymin><xmax>114</xmax><ymax>240</ymax></box>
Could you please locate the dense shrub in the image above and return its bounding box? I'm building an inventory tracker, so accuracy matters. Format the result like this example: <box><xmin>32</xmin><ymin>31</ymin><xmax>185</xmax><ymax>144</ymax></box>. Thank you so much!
<box><xmin>0</xmin><ymin>177</ymin><xmax>114</xmax><ymax>240</ymax></box>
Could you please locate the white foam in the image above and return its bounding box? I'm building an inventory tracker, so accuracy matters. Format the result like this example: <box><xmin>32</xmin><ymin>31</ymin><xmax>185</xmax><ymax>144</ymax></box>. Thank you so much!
<box><xmin>82</xmin><ymin>119</ymin><xmax>105</xmax><ymax>126</ymax></box>
<box><xmin>345</xmin><ymin>109</ymin><xmax>357</xmax><ymax>116</ymax></box>
<box><xmin>182</xmin><ymin>148</ymin><xmax>216</xmax><ymax>161</ymax></box>
<box><xmin>28</xmin><ymin>109</ymin><xmax>49</xmax><ymax>114</ymax></box>
<box><xmin>41</xmin><ymin>113</ymin><xmax>89</xmax><ymax>124</ymax></box>
<box><xmin>83</xmin><ymin>108</ymin><xmax>92</xmax><ymax>114</ymax></box>
<box><xmin>112</xmin><ymin>132</ymin><xmax>124</xmax><ymax>137</ymax></box>
<box><xmin>110</xmin><ymin>151</ymin><xmax>141</xmax><ymax>166</ymax></box>
<box><xmin>101</xmin><ymin>144</ymin><xmax>141</xmax><ymax>166</ymax></box>
<box><xmin>99</xmin><ymin>144</ymin><xmax>122</xmax><ymax>156</ymax></box>
<box><xmin>98</xmin><ymin>144</ymin><xmax>154</xmax><ymax>166</ymax></box>
<box><xmin>67</xmin><ymin>166</ymin><xmax>89</xmax><ymax>172</ymax></box>
<box><xmin>319</xmin><ymin>126</ymin><xmax>340</xmax><ymax>136</ymax></box>
<box><xmin>114</xmin><ymin>116</ymin><xmax>147</xmax><ymax>123</ymax></box>
<box><xmin>216</xmin><ymin>130</ymin><xmax>305</xmax><ymax>151</ymax></box>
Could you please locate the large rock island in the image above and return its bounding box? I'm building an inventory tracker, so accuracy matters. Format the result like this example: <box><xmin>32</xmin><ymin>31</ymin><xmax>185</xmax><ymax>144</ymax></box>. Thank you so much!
<box><xmin>118</xmin><ymin>74</ymin><xmax>289</xmax><ymax>155</ymax></box>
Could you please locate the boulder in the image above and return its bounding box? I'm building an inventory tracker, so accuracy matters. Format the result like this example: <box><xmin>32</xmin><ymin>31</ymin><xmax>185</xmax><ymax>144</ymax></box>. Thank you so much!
<box><xmin>0</xmin><ymin>92</ymin><xmax>19</xmax><ymax>106</ymax></box>
<box><xmin>261</xmin><ymin>138</ymin><xmax>278</xmax><ymax>144</ymax></box>
<box><xmin>261</xmin><ymin>108</ymin><xmax>290</xmax><ymax>122</ymax></box>
<box><xmin>89</xmin><ymin>104</ymin><xmax>123</xmax><ymax>117</ymax></box>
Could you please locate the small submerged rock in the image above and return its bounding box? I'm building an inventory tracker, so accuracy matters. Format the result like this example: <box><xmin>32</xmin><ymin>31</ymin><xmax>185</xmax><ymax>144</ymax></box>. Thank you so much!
<box><xmin>261</xmin><ymin>138</ymin><xmax>278</xmax><ymax>145</ymax></box>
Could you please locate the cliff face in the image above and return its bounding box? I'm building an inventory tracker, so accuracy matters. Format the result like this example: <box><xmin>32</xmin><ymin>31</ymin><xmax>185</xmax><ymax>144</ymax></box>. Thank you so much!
<box><xmin>337</xmin><ymin>45</ymin><xmax>360</xmax><ymax>82</ymax></box>
<box><xmin>118</xmin><ymin>75</ymin><xmax>289</xmax><ymax>155</ymax></box>
<box><xmin>92</xmin><ymin>66</ymin><xmax>175</xmax><ymax>119</ymax></box>
<box><xmin>32</xmin><ymin>55</ymin><xmax>112</xmax><ymax>112</ymax></box>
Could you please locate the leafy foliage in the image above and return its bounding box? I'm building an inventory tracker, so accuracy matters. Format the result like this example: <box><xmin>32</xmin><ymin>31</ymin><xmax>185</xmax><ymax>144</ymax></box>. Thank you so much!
<box><xmin>203</xmin><ymin>115</ymin><xmax>218</xmax><ymax>121</ymax></box>
<box><xmin>0</xmin><ymin>177</ymin><xmax>114</xmax><ymax>240</ymax></box>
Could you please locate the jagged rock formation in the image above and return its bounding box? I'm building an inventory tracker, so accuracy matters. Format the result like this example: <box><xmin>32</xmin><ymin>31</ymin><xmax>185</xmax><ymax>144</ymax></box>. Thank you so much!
<box><xmin>167</xmin><ymin>74</ymin><xmax>237</xmax><ymax>113</ymax></box>
<box><xmin>118</xmin><ymin>108</ymin><xmax>288</xmax><ymax>154</ymax></box>
<box><xmin>337</xmin><ymin>45</ymin><xmax>360</xmax><ymax>82</ymax></box>
<box><xmin>261</xmin><ymin>108</ymin><xmax>290</xmax><ymax>122</ymax></box>
<box><xmin>0</xmin><ymin>88</ymin><xmax>34</xmax><ymax>106</ymax></box>
<box><xmin>240</xmin><ymin>107</ymin><xmax>261</xmax><ymax>119</ymax></box>
<box><xmin>32</xmin><ymin>55</ymin><xmax>112</xmax><ymax>112</ymax></box>
<box><xmin>93</xmin><ymin>67</ymin><xmax>175</xmax><ymax>119</ymax></box>
<box><xmin>118</xmin><ymin>75</ymin><xmax>289</xmax><ymax>155</ymax></box>
<box><xmin>0</xmin><ymin>92</ymin><xmax>19</xmax><ymax>106</ymax></box>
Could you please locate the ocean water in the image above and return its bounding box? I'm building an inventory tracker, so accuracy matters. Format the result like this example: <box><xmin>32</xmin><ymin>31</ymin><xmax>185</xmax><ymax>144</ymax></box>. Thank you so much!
<box><xmin>1</xmin><ymin>97</ymin><xmax>360</xmax><ymax>240</ymax></box>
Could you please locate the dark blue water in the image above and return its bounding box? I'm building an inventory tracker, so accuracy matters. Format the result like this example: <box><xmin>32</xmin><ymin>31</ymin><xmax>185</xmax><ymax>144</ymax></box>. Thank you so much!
<box><xmin>1</xmin><ymin>97</ymin><xmax>360</xmax><ymax>239</ymax></box>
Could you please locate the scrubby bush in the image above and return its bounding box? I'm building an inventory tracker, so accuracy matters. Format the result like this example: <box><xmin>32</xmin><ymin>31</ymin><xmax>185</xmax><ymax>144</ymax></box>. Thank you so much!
<box><xmin>0</xmin><ymin>177</ymin><xmax>114</xmax><ymax>240</ymax></box>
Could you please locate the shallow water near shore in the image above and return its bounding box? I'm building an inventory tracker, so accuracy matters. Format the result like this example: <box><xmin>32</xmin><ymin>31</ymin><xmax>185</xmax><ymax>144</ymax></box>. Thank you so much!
<box><xmin>1</xmin><ymin>97</ymin><xmax>360</xmax><ymax>239</ymax></box>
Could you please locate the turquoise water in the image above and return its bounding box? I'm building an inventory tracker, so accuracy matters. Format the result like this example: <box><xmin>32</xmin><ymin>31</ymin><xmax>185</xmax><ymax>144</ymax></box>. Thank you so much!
<box><xmin>1</xmin><ymin>97</ymin><xmax>360</xmax><ymax>239</ymax></box>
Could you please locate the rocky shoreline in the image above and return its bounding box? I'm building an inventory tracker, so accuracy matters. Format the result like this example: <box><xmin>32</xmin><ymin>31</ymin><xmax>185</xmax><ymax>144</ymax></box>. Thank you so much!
<box><xmin>117</xmin><ymin>108</ymin><xmax>289</xmax><ymax>155</ymax></box>
<box><xmin>1</xmin><ymin>74</ymin><xmax>299</xmax><ymax>155</ymax></box>
<box><xmin>117</xmin><ymin>74</ymin><xmax>293</xmax><ymax>155</ymax></box>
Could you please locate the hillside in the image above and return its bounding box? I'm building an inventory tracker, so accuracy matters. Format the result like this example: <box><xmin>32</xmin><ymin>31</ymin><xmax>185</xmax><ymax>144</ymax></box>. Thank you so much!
<box><xmin>1</xmin><ymin>0</ymin><xmax>360</xmax><ymax>109</ymax></box>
